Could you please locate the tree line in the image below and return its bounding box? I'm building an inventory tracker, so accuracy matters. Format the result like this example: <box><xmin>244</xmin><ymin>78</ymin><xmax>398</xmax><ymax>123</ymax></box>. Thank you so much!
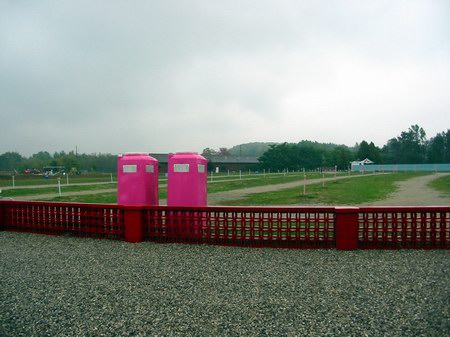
<box><xmin>259</xmin><ymin>125</ymin><xmax>450</xmax><ymax>170</ymax></box>
<box><xmin>1</xmin><ymin>125</ymin><xmax>449</xmax><ymax>173</ymax></box>
<box><xmin>0</xmin><ymin>151</ymin><xmax>117</xmax><ymax>174</ymax></box>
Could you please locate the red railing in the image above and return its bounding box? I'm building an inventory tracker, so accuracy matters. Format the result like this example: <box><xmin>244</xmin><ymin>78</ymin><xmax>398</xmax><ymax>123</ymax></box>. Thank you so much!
<box><xmin>0</xmin><ymin>201</ymin><xmax>449</xmax><ymax>249</ymax></box>
<box><xmin>358</xmin><ymin>207</ymin><xmax>450</xmax><ymax>249</ymax></box>
<box><xmin>0</xmin><ymin>200</ymin><xmax>124</xmax><ymax>240</ymax></box>
<box><xmin>143</xmin><ymin>206</ymin><xmax>335</xmax><ymax>248</ymax></box>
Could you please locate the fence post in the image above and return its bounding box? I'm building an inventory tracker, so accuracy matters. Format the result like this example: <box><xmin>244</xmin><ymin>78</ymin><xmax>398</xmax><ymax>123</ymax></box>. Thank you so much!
<box><xmin>0</xmin><ymin>202</ymin><xmax>5</xmax><ymax>231</ymax></box>
<box><xmin>124</xmin><ymin>207</ymin><xmax>143</xmax><ymax>243</ymax></box>
<box><xmin>335</xmin><ymin>207</ymin><xmax>359</xmax><ymax>250</ymax></box>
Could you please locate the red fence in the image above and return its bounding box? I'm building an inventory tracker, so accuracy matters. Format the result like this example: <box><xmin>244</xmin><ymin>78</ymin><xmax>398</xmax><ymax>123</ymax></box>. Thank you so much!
<box><xmin>143</xmin><ymin>206</ymin><xmax>336</xmax><ymax>248</ymax></box>
<box><xmin>0</xmin><ymin>200</ymin><xmax>449</xmax><ymax>250</ymax></box>
<box><xmin>0</xmin><ymin>201</ymin><xmax>124</xmax><ymax>240</ymax></box>
<box><xmin>359</xmin><ymin>207</ymin><xmax>450</xmax><ymax>249</ymax></box>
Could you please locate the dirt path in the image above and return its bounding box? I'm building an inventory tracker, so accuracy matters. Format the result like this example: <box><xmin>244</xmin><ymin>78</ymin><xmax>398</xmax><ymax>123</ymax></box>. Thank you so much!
<box><xmin>365</xmin><ymin>173</ymin><xmax>450</xmax><ymax>206</ymax></box>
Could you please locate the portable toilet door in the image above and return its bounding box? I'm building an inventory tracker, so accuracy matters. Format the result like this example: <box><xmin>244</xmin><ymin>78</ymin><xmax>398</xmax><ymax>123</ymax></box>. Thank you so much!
<box><xmin>167</xmin><ymin>152</ymin><xmax>207</xmax><ymax>206</ymax></box>
<box><xmin>117</xmin><ymin>153</ymin><xmax>159</xmax><ymax>206</ymax></box>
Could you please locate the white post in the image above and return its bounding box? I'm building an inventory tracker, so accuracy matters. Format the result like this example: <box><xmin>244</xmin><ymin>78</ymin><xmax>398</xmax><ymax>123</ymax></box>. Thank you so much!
<box><xmin>58</xmin><ymin>178</ymin><xmax>62</xmax><ymax>197</ymax></box>
<box><xmin>334</xmin><ymin>165</ymin><xmax>337</xmax><ymax>182</ymax></box>
<box><xmin>322</xmin><ymin>170</ymin><xmax>325</xmax><ymax>187</ymax></box>
<box><xmin>12</xmin><ymin>175</ymin><xmax>15</xmax><ymax>189</ymax></box>
<box><xmin>110</xmin><ymin>173</ymin><xmax>113</xmax><ymax>183</ymax></box>
<box><xmin>303</xmin><ymin>168</ymin><xmax>306</xmax><ymax>195</ymax></box>
<box><xmin>263</xmin><ymin>169</ymin><xmax>266</xmax><ymax>178</ymax></box>
<box><xmin>239</xmin><ymin>170</ymin><xmax>242</xmax><ymax>180</ymax></box>
<box><xmin>248</xmin><ymin>169</ymin><xmax>251</xmax><ymax>175</ymax></box>
<box><xmin>66</xmin><ymin>174</ymin><xmax>69</xmax><ymax>185</ymax></box>
<box><xmin>228</xmin><ymin>170</ymin><xmax>230</xmax><ymax>176</ymax></box>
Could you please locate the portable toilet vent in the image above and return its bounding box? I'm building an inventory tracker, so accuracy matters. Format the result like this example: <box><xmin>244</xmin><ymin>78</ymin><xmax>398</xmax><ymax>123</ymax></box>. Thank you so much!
<box><xmin>117</xmin><ymin>153</ymin><xmax>159</xmax><ymax>206</ymax></box>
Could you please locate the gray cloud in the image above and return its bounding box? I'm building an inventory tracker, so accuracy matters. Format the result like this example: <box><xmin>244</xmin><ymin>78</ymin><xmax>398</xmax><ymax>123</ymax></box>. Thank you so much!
<box><xmin>1</xmin><ymin>0</ymin><xmax>449</xmax><ymax>155</ymax></box>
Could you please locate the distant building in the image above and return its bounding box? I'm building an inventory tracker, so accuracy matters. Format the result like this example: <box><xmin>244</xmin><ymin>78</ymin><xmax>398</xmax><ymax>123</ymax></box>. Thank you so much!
<box><xmin>207</xmin><ymin>154</ymin><xmax>260</xmax><ymax>173</ymax></box>
<box><xmin>350</xmin><ymin>158</ymin><xmax>374</xmax><ymax>171</ymax></box>
<box><xmin>149</xmin><ymin>153</ymin><xmax>259</xmax><ymax>173</ymax></box>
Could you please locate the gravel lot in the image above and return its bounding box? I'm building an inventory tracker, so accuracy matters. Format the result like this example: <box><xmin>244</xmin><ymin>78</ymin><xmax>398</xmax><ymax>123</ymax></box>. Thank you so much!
<box><xmin>1</xmin><ymin>232</ymin><xmax>449</xmax><ymax>336</ymax></box>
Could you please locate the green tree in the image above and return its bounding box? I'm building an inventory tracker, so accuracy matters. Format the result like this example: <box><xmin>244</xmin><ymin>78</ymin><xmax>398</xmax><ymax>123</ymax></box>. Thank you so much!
<box><xmin>26</xmin><ymin>151</ymin><xmax>53</xmax><ymax>170</ymax></box>
<box><xmin>382</xmin><ymin>125</ymin><xmax>427</xmax><ymax>164</ymax></box>
<box><xmin>357</xmin><ymin>141</ymin><xmax>382</xmax><ymax>163</ymax></box>
<box><xmin>325</xmin><ymin>146</ymin><xmax>354</xmax><ymax>170</ymax></box>
<box><xmin>427</xmin><ymin>130</ymin><xmax>450</xmax><ymax>163</ymax></box>
<box><xmin>0</xmin><ymin>152</ymin><xmax>24</xmax><ymax>172</ymax></box>
<box><xmin>259</xmin><ymin>143</ymin><xmax>324</xmax><ymax>170</ymax></box>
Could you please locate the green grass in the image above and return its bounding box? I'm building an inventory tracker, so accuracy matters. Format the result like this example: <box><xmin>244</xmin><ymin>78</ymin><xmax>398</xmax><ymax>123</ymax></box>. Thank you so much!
<box><xmin>428</xmin><ymin>174</ymin><xmax>450</xmax><ymax>194</ymax></box>
<box><xmin>0</xmin><ymin>173</ymin><xmax>117</xmax><ymax>188</ymax></box>
<box><xmin>4</xmin><ymin>171</ymin><xmax>429</xmax><ymax>206</ymax></box>
<box><xmin>0</xmin><ymin>183</ymin><xmax>117</xmax><ymax>197</ymax></box>
<box><xmin>1</xmin><ymin>172</ymin><xmax>341</xmax><ymax>202</ymax></box>
<box><xmin>43</xmin><ymin>190</ymin><xmax>168</xmax><ymax>204</ymax></box>
<box><xmin>223</xmin><ymin>172</ymin><xmax>429</xmax><ymax>206</ymax></box>
<box><xmin>47</xmin><ymin>193</ymin><xmax>118</xmax><ymax>204</ymax></box>
<box><xmin>207</xmin><ymin>172</ymin><xmax>345</xmax><ymax>193</ymax></box>
<box><xmin>39</xmin><ymin>172</ymin><xmax>333</xmax><ymax>203</ymax></box>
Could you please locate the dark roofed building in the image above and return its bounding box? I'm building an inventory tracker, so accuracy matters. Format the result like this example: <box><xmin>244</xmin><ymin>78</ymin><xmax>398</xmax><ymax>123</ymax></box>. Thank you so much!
<box><xmin>149</xmin><ymin>153</ymin><xmax>259</xmax><ymax>173</ymax></box>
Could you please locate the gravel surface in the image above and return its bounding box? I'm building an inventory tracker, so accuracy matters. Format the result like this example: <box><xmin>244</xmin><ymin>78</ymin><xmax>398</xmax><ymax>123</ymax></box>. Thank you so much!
<box><xmin>1</xmin><ymin>232</ymin><xmax>449</xmax><ymax>336</ymax></box>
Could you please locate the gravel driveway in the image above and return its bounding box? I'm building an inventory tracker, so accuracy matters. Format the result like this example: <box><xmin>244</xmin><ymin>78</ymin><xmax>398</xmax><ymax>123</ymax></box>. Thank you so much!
<box><xmin>1</xmin><ymin>232</ymin><xmax>449</xmax><ymax>336</ymax></box>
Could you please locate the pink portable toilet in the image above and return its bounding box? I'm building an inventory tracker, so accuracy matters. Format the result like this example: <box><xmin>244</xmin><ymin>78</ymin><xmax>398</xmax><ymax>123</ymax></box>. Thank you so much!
<box><xmin>167</xmin><ymin>152</ymin><xmax>207</xmax><ymax>206</ymax></box>
<box><xmin>117</xmin><ymin>153</ymin><xmax>159</xmax><ymax>206</ymax></box>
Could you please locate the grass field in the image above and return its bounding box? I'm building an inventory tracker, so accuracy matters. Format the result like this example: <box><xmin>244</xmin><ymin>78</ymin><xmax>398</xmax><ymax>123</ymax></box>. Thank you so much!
<box><xmin>2</xmin><ymin>171</ymin><xmax>346</xmax><ymax>203</ymax></box>
<box><xmin>428</xmin><ymin>174</ymin><xmax>450</xmax><ymax>194</ymax></box>
<box><xmin>2</xmin><ymin>171</ymin><xmax>442</xmax><ymax>205</ymax></box>
<box><xmin>0</xmin><ymin>173</ymin><xmax>117</xmax><ymax>188</ymax></box>
<box><xmin>0</xmin><ymin>171</ymin><xmax>335</xmax><ymax>187</ymax></box>
<box><xmin>223</xmin><ymin>172</ymin><xmax>428</xmax><ymax>206</ymax></box>
<box><xmin>37</xmin><ymin>172</ymin><xmax>430</xmax><ymax>205</ymax></box>
<box><xmin>0</xmin><ymin>183</ymin><xmax>116</xmax><ymax>198</ymax></box>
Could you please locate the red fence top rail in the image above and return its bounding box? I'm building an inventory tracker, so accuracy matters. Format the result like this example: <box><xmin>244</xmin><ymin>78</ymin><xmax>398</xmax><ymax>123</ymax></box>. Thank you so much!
<box><xmin>358</xmin><ymin>206</ymin><xmax>450</xmax><ymax>212</ymax></box>
<box><xmin>1</xmin><ymin>200</ymin><xmax>449</xmax><ymax>213</ymax></box>
<box><xmin>0</xmin><ymin>200</ymin><xmax>337</xmax><ymax>212</ymax></box>
<box><xmin>0</xmin><ymin>199</ymin><xmax>123</xmax><ymax>209</ymax></box>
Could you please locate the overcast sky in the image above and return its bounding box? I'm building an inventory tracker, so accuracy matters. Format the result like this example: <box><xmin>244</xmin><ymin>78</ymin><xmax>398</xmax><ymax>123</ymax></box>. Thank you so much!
<box><xmin>1</xmin><ymin>0</ymin><xmax>449</xmax><ymax>156</ymax></box>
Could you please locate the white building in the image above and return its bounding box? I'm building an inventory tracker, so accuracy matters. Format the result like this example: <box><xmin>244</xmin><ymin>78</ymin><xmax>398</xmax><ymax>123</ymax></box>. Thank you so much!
<box><xmin>350</xmin><ymin>158</ymin><xmax>374</xmax><ymax>171</ymax></box>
